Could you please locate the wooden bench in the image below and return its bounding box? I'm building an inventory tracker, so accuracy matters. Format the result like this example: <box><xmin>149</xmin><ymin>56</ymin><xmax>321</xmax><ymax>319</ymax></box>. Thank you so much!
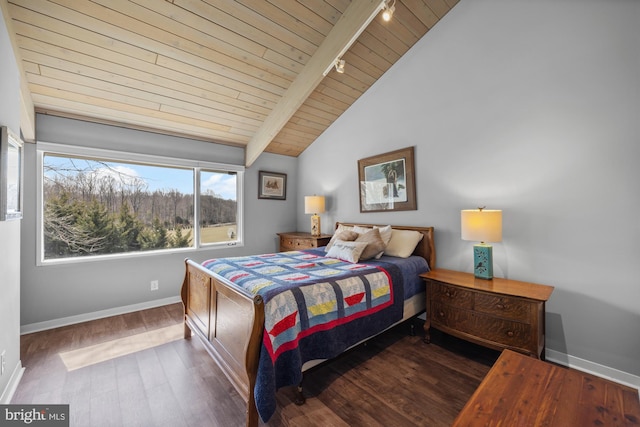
<box><xmin>453</xmin><ymin>349</ymin><xmax>640</xmax><ymax>426</ymax></box>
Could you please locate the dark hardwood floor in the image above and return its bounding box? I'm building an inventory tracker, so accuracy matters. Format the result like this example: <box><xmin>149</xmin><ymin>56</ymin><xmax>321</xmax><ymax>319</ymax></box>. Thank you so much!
<box><xmin>12</xmin><ymin>303</ymin><xmax>499</xmax><ymax>426</ymax></box>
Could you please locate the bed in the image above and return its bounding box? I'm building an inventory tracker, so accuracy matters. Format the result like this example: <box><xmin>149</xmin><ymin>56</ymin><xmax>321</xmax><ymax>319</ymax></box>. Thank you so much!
<box><xmin>180</xmin><ymin>222</ymin><xmax>435</xmax><ymax>427</ymax></box>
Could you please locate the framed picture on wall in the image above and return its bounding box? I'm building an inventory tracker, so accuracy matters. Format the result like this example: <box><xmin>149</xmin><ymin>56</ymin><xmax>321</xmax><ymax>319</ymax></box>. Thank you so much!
<box><xmin>258</xmin><ymin>170</ymin><xmax>287</xmax><ymax>200</ymax></box>
<box><xmin>358</xmin><ymin>146</ymin><xmax>417</xmax><ymax>212</ymax></box>
<box><xmin>1</xmin><ymin>126</ymin><xmax>24</xmax><ymax>221</ymax></box>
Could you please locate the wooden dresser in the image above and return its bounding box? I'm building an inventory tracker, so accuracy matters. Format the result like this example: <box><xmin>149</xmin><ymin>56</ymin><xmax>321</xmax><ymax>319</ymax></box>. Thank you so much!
<box><xmin>420</xmin><ymin>269</ymin><xmax>554</xmax><ymax>359</ymax></box>
<box><xmin>277</xmin><ymin>232</ymin><xmax>332</xmax><ymax>252</ymax></box>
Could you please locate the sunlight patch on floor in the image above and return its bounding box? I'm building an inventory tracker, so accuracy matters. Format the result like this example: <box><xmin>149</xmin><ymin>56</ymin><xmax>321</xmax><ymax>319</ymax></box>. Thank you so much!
<box><xmin>59</xmin><ymin>323</ymin><xmax>184</xmax><ymax>371</ymax></box>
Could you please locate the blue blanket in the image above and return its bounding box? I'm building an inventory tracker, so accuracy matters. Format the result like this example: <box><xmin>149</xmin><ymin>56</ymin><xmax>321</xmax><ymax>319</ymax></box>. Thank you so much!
<box><xmin>202</xmin><ymin>248</ymin><xmax>405</xmax><ymax>422</ymax></box>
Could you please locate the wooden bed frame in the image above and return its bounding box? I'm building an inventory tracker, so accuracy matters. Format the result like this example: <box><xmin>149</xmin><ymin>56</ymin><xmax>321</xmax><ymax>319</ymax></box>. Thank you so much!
<box><xmin>180</xmin><ymin>223</ymin><xmax>435</xmax><ymax>427</ymax></box>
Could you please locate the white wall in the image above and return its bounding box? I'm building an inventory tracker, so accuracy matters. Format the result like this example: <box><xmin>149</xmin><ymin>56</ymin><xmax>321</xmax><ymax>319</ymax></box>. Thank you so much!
<box><xmin>298</xmin><ymin>0</ymin><xmax>640</xmax><ymax>380</ymax></box>
<box><xmin>0</xmin><ymin>6</ymin><xmax>23</xmax><ymax>401</ymax></box>
<box><xmin>20</xmin><ymin>115</ymin><xmax>298</xmax><ymax>329</ymax></box>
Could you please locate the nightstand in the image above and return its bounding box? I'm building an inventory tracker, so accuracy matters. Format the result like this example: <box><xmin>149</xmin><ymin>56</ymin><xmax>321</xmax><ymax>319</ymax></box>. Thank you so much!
<box><xmin>277</xmin><ymin>232</ymin><xmax>332</xmax><ymax>252</ymax></box>
<box><xmin>420</xmin><ymin>269</ymin><xmax>554</xmax><ymax>359</ymax></box>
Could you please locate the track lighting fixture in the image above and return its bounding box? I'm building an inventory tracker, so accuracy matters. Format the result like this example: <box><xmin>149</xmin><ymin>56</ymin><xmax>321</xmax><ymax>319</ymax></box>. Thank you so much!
<box><xmin>322</xmin><ymin>0</ymin><xmax>395</xmax><ymax>76</ymax></box>
<box><xmin>382</xmin><ymin>0</ymin><xmax>395</xmax><ymax>22</ymax></box>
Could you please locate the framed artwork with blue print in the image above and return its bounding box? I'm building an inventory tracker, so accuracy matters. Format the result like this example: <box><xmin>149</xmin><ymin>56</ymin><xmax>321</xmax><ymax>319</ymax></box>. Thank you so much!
<box><xmin>358</xmin><ymin>146</ymin><xmax>417</xmax><ymax>213</ymax></box>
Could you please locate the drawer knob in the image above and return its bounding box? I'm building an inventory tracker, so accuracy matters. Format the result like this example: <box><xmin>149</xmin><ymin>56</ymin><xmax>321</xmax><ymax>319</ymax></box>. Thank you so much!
<box><xmin>445</xmin><ymin>291</ymin><xmax>451</xmax><ymax>297</ymax></box>
<box><xmin>497</xmin><ymin>303</ymin><xmax>505</xmax><ymax>309</ymax></box>
<box><xmin>506</xmin><ymin>331</ymin><xmax>514</xmax><ymax>337</ymax></box>
<box><xmin>438</xmin><ymin>311</ymin><xmax>445</xmax><ymax>317</ymax></box>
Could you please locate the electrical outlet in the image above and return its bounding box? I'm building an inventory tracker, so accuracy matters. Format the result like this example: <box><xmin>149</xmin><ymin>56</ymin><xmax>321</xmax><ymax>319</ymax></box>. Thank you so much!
<box><xmin>1</xmin><ymin>350</ymin><xmax>5</xmax><ymax>376</ymax></box>
<box><xmin>150</xmin><ymin>280</ymin><xmax>159</xmax><ymax>291</ymax></box>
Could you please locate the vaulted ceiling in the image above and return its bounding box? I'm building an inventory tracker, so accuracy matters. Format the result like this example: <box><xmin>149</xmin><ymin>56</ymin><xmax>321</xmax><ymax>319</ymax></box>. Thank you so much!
<box><xmin>2</xmin><ymin>0</ymin><xmax>458</xmax><ymax>165</ymax></box>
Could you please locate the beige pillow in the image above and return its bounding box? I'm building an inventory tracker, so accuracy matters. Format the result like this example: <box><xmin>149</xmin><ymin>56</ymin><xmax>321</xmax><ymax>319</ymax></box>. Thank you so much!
<box><xmin>336</xmin><ymin>230</ymin><xmax>359</xmax><ymax>242</ymax></box>
<box><xmin>383</xmin><ymin>229</ymin><xmax>424</xmax><ymax>258</ymax></box>
<box><xmin>356</xmin><ymin>228</ymin><xmax>386</xmax><ymax>261</ymax></box>
<box><xmin>326</xmin><ymin>240</ymin><xmax>368</xmax><ymax>263</ymax></box>
<box><xmin>325</xmin><ymin>224</ymin><xmax>354</xmax><ymax>251</ymax></box>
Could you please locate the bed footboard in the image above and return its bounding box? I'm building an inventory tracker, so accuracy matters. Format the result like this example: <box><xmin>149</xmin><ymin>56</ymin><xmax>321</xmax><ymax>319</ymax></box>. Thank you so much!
<box><xmin>181</xmin><ymin>259</ymin><xmax>265</xmax><ymax>427</ymax></box>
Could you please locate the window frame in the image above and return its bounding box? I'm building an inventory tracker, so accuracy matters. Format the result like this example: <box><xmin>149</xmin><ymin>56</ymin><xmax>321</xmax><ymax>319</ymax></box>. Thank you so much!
<box><xmin>37</xmin><ymin>142</ymin><xmax>244</xmax><ymax>266</ymax></box>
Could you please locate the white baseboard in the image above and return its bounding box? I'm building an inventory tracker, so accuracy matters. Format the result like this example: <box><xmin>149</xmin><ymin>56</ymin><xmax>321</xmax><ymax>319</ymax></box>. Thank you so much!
<box><xmin>0</xmin><ymin>361</ymin><xmax>25</xmax><ymax>404</ymax></box>
<box><xmin>546</xmin><ymin>348</ymin><xmax>640</xmax><ymax>392</ymax></box>
<box><xmin>20</xmin><ymin>296</ymin><xmax>182</xmax><ymax>334</ymax></box>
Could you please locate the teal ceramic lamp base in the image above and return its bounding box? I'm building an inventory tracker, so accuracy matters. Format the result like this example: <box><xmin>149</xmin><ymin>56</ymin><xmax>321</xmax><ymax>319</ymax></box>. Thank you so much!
<box><xmin>473</xmin><ymin>243</ymin><xmax>493</xmax><ymax>279</ymax></box>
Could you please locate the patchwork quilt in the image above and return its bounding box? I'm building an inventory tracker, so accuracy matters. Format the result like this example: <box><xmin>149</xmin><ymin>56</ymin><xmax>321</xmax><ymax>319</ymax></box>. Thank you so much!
<box><xmin>201</xmin><ymin>248</ymin><xmax>405</xmax><ymax>422</ymax></box>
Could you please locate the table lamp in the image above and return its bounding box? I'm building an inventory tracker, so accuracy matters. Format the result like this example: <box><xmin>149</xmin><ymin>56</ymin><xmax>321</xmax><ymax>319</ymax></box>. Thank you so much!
<box><xmin>305</xmin><ymin>195</ymin><xmax>325</xmax><ymax>236</ymax></box>
<box><xmin>461</xmin><ymin>208</ymin><xmax>502</xmax><ymax>279</ymax></box>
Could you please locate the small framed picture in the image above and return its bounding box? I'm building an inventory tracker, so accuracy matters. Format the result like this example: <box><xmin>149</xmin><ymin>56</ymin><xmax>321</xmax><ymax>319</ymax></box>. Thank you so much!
<box><xmin>258</xmin><ymin>170</ymin><xmax>287</xmax><ymax>200</ymax></box>
<box><xmin>1</xmin><ymin>126</ymin><xmax>24</xmax><ymax>221</ymax></box>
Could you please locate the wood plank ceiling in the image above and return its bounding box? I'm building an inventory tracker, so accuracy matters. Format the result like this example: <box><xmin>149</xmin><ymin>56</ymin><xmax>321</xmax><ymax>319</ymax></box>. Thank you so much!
<box><xmin>2</xmin><ymin>0</ymin><xmax>458</xmax><ymax>166</ymax></box>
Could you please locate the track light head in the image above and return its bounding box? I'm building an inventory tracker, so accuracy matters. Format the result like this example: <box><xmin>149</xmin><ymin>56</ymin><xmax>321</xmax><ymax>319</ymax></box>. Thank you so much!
<box><xmin>335</xmin><ymin>58</ymin><xmax>345</xmax><ymax>73</ymax></box>
<box><xmin>382</xmin><ymin>0</ymin><xmax>395</xmax><ymax>22</ymax></box>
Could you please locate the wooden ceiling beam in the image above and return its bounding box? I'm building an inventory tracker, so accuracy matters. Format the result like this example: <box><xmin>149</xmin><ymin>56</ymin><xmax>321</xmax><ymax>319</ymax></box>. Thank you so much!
<box><xmin>244</xmin><ymin>0</ymin><xmax>384</xmax><ymax>167</ymax></box>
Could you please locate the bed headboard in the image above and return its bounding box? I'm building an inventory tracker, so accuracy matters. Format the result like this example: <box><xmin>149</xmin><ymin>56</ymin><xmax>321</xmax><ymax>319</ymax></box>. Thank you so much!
<box><xmin>335</xmin><ymin>222</ymin><xmax>436</xmax><ymax>270</ymax></box>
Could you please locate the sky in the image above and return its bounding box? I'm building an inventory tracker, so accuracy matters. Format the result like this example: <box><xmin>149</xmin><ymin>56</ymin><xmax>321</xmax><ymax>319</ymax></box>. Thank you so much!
<box><xmin>44</xmin><ymin>155</ymin><xmax>237</xmax><ymax>200</ymax></box>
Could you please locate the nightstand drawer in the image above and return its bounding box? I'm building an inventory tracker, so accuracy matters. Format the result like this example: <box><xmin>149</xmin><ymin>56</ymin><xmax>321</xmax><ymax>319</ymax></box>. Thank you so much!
<box><xmin>430</xmin><ymin>282</ymin><xmax>474</xmax><ymax>309</ymax></box>
<box><xmin>474</xmin><ymin>293</ymin><xmax>532</xmax><ymax>322</ymax></box>
<box><xmin>280</xmin><ymin>237</ymin><xmax>313</xmax><ymax>250</ymax></box>
<box><xmin>471</xmin><ymin>312</ymin><xmax>532</xmax><ymax>348</ymax></box>
<box><xmin>277</xmin><ymin>232</ymin><xmax>332</xmax><ymax>252</ymax></box>
<box><xmin>431</xmin><ymin>303</ymin><xmax>473</xmax><ymax>331</ymax></box>
<box><xmin>432</xmin><ymin>304</ymin><xmax>532</xmax><ymax>349</ymax></box>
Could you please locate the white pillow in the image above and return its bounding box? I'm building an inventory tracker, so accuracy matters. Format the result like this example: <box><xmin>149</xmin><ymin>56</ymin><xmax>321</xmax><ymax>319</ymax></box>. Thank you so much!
<box><xmin>373</xmin><ymin>225</ymin><xmax>393</xmax><ymax>258</ymax></box>
<box><xmin>326</xmin><ymin>240</ymin><xmax>368</xmax><ymax>263</ymax></box>
<box><xmin>352</xmin><ymin>225</ymin><xmax>372</xmax><ymax>234</ymax></box>
<box><xmin>383</xmin><ymin>229</ymin><xmax>424</xmax><ymax>258</ymax></box>
<box><xmin>374</xmin><ymin>225</ymin><xmax>393</xmax><ymax>245</ymax></box>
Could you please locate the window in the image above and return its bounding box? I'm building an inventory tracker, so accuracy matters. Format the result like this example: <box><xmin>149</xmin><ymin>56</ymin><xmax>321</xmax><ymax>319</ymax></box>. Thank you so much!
<box><xmin>38</xmin><ymin>143</ymin><xmax>243</xmax><ymax>263</ymax></box>
<box><xmin>200</xmin><ymin>170</ymin><xmax>238</xmax><ymax>244</ymax></box>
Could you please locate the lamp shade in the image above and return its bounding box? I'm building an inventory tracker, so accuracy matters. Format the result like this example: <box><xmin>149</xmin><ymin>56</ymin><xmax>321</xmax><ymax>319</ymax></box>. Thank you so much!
<box><xmin>461</xmin><ymin>209</ymin><xmax>502</xmax><ymax>243</ymax></box>
<box><xmin>304</xmin><ymin>196</ymin><xmax>325</xmax><ymax>214</ymax></box>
